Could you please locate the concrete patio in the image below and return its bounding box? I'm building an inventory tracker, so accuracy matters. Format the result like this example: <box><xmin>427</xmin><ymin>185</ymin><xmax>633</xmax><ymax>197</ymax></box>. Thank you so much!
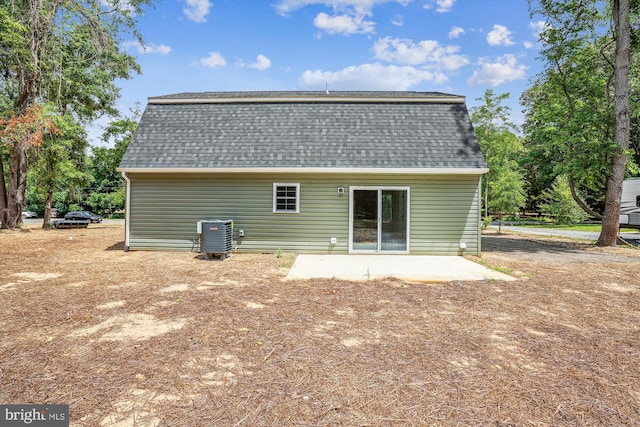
<box><xmin>286</xmin><ymin>255</ymin><xmax>515</xmax><ymax>282</ymax></box>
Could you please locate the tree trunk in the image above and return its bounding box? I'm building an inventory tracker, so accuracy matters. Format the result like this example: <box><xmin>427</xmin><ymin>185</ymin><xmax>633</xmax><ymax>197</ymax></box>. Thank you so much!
<box><xmin>1</xmin><ymin>142</ymin><xmax>29</xmax><ymax>229</ymax></box>
<box><xmin>0</xmin><ymin>0</ymin><xmax>44</xmax><ymax>229</ymax></box>
<box><xmin>484</xmin><ymin>174</ymin><xmax>489</xmax><ymax>218</ymax></box>
<box><xmin>0</xmin><ymin>154</ymin><xmax>8</xmax><ymax>228</ymax></box>
<box><xmin>42</xmin><ymin>190</ymin><xmax>54</xmax><ymax>229</ymax></box>
<box><xmin>596</xmin><ymin>0</ymin><xmax>630</xmax><ymax>246</ymax></box>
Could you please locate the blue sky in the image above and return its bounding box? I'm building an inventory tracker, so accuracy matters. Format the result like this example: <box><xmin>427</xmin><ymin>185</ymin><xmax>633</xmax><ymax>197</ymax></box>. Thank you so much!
<box><xmin>97</xmin><ymin>0</ymin><xmax>547</xmax><ymax>145</ymax></box>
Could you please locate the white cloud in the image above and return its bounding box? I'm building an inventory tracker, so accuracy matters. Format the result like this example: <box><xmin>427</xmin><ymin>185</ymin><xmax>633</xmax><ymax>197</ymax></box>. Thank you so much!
<box><xmin>391</xmin><ymin>14</ymin><xmax>404</xmax><ymax>27</ymax></box>
<box><xmin>435</xmin><ymin>0</ymin><xmax>455</xmax><ymax>12</ymax></box>
<box><xmin>523</xmin><ymin>41</ymin><xmax>534</xmax><ymax>49</ymax></box>
<box><xmin>423</xmin><ymin>0</ymin><xmax>456</xmax><ymax>13</ymax></box>
<box><xmin>183</xmin><ymin>0</ymin><xmax>211</xmax><ymax>23</ymax></box>
<box><xmin>199</xmin><ymin>51</ymin><xmax>227</xmax><ymax>68</ymax></box>
<box><xmin>448</xmin><ymin>26</ymin><xmax>464</xmax><ymax>39</ymax></box>
<box><xmin>527</xmin><ymin>20</ymin><xmax>549</xmax><ymax>46</ymax></box>
<box><xmin>314</xmin><ymin>12</ymin><xmax>375</xmax><ymax>34</ymax></box>
<box><xmin>529</xmin><ymin>20</ymin><xmax>548</xmax><ymax>37</ymax></box>
<box><xmin>123</xmin><ymin>41</ymin><xmax>171</xmax><ymax>55</ymax></box>
<box><xmin>275</xmin><ymin>0</ymin><xmax>322</xmax><ymax>15</ymax></box>
<box><xmin>275</xmin><ymin>0</ymin><xmax>410</xmax><ymax>35</ymax></box>
<box><xmin>275</xmin><ymin>0</ymin><xmax>412</xmax><ymax>16</ymax></box>
<box><xmin>467</xmin><ymin>54</ymin><xmax>527</xmax><ymax>86</ymax></box>
<box><xmin>248</xmin><ymin>54</ymin><xmax>272</xmax><ymax>70</ymax></box>
<box><xmin>373</xmin><ymin>37</ymin><xmax>469</xmax><ymax>70</ymax></box>
<box><xmin>487</xmin><ymin>24</ymin><xmax>515</xmax><ymax>46</ymax></box>
<box><xmin>299</xmin><ymin>62</ymin><xmax>447</xmax><ymax>91</ymax></box>
<box><xmin>100</xmin><ymin>0</ymin><xmax>135</xmax><ymax>14</ymax></box>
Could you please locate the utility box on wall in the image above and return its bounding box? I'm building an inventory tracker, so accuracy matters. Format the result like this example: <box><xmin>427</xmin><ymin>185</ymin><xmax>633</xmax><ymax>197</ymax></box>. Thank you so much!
<box><xmin>197</xmin><ymin>220</ymin><xmax>233</xmax><ymax>260</ymax></box>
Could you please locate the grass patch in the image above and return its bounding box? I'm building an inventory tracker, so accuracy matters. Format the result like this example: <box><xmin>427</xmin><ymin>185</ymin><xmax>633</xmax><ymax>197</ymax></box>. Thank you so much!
<box><xmin>515</xmin><ymin>223</ymin><xmax>637</xmax><ymax>233</ymax></box>
<box><xmin>477</xmin><ymin>258</ymin><xmax>514</xmax><ymax>274</ymax></box>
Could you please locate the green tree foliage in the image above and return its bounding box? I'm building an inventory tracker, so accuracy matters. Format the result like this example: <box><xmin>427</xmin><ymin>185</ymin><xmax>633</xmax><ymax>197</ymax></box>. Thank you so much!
<box><xmin>539</xmin><ymin>175</ymin><xmax>589</xmax><ymax>225</ymax></box>
<box><xmin>471</xmin><ymin>90</ymin><xmax>526</xmax><ymax>220</ymax></box>
<box><xmin>85</xmin><ymin>109</ymin><xmax>139</xmax><ymax>216</ymax></box>
<box><xmin>0</xmin><ymin>105</ymin><xmax>57</xmax><ymax>227</ymax></box>
<box><xmin>27</xmin><ymin>111</ymin><xmax>92</xmax><ymax>227</ymax></box>
<box><xmin>0</xmin><ymin>0</ymin><xmax>152</xmax><ymax>228</ymax></box>
<box><xmin>26</xmin><ymin>109</ymin><xmax>139</xmax><ymax>219</ymax></box>
<box><xmin>527</xmin><ymin>0</ymin><xmax>638</xmax><ymax>246</ymax></box>
<box><xmin>520</xmin><ymin>39</ymin><xmax>617</xmax><ymax>217</ymax></box>
<box><xmin>487</xmin><ymin>145</ymin><xmax>527</xmax><ymax>215</ymax></box>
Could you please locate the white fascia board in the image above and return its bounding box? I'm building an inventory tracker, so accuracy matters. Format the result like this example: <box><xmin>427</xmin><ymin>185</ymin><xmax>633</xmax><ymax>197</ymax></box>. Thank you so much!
<box><xmin>117</xmin><ymin>167</ymin><xmax>488</xmax><ymax>175</ymax></box>
<box><xmin>148</xmin><ymin>95</ymin><xmax>465</xmax><ymax>105</ymax></box>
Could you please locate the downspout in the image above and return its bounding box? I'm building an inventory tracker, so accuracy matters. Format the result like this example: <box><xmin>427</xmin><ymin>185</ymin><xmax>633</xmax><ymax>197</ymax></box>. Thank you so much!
<box><xmin>121</xmin><ymin>171</ymin><xmax>131</xmax><ymax>252</ymax></box>
<box><xmin>477</xmin><ymin>176</ymin><xmax>483</xmax><ymax>256</ymax></box>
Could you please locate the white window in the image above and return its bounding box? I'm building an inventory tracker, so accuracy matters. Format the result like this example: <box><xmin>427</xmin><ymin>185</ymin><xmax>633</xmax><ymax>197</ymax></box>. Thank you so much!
<box><xmin>273</xmin><ymin>183</ymin><xmax>300</xmax><ymax>213</ymax></box>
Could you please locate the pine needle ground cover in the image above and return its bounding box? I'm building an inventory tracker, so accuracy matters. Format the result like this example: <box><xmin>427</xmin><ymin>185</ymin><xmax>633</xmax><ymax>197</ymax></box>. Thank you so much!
<box><xmin>1</xmin><ymin>226</ymin><xmax>639</xmax><ymax>426</ymax></box>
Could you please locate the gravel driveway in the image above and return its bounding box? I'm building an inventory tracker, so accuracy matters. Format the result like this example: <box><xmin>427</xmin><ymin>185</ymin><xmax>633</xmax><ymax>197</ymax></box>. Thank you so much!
<box><xmin>482</xmin><ymin>223</ymin><xmax>640</xmax><ymax>266</ymax></box>
<box><xmin>495</xmin><ymin>223</ymin><xmax>640</xmax><ymax>244</ymax></box>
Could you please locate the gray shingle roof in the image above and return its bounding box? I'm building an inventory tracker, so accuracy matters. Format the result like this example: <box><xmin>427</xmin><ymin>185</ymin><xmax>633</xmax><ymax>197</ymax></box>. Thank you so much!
<box><xmin>119</xmin><ymin>91</ymin><xmax>486</xmax><ymax>170</ymax></box>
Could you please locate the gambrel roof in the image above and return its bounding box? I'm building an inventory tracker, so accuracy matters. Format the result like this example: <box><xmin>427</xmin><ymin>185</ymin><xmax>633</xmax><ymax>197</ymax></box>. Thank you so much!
<box><xmin>119</xmin><ymin>91</ymin><xmax>487</xmax><ymax>174</ymax></box>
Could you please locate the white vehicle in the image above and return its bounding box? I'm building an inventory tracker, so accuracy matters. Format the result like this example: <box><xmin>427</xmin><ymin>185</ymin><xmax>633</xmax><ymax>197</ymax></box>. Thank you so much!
<box><xmin>21</xmin><ymin>211</ymin><xmax>38</xmax><ymax>218</ymax></box>
<box><xmin>619</xmin><ymin>178</ymin><xmax>640</xmax><ymax>227</ymax></box>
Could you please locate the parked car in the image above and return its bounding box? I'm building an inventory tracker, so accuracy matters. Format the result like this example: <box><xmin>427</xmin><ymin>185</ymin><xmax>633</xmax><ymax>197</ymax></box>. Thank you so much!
<box><xmin>64</xmin><ymin>211</ymin><xmax>102</xmax><ymax>223</ymax></box>
<box><xmin>21</xmin><ymin>211</ymin><xmax>38</xmax><ymax>218</ymax></box>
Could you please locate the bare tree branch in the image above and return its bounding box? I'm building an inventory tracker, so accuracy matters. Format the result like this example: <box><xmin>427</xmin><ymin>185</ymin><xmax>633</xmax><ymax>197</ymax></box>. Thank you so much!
<box><xmin>568</xmin><ymin>175</ymin><xmax>603</xmax><ymax>219</ymax></box>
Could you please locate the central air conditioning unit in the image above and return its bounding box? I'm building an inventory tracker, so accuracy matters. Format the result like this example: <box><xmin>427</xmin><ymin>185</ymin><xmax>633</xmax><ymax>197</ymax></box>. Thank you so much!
<box><xmin>197</xmin><ymin>220</ymin><xmax>233</xmax><ymax>260</ymax></box>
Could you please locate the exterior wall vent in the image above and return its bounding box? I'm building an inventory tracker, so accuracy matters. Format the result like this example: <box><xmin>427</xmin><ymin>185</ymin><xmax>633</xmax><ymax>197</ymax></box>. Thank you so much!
<box><xmin>197</xmin><ymin>220</ymin><xmax>233</xmax><ymax>260</ymax></box>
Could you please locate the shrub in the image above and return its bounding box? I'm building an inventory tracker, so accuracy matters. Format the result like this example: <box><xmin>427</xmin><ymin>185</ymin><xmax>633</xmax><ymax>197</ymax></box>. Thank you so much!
<box><xmin>539</xmin><ymin>175</ymin><xmax>589</xmax><ymax>225</ymax></box>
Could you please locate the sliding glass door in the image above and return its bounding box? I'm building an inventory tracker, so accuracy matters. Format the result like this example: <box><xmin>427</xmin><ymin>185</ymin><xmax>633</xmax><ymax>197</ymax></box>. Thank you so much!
<box><xmin>352</xmin><ymin>189</ymin><xmax>379</xmax><ymax>251</ymax></box>
<box><xmin>350</xmin><ymin>187</ymin><xmax>409</xmax><ymax>253</ymax></box>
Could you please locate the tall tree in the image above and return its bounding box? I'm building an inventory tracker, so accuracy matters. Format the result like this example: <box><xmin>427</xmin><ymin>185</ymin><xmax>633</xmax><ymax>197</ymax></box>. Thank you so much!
<box><xmin>0</xmin><ymin>105</ymin><xmax>57</xmax><ymax>227</ymax></box>
<box><xmin>520</xmin><ymin>40</ymin><xmax>616</xmax><ymax>219</ymax></box>
<box><xmin>86</xmin><ymin>108</ymin><xmax>139</xmax><ymax>215</ymax></box>
<box><xmin>29</xmin><ymin>20</ymin><xmax>140</xmax><ymax>227</ymax></box>
<box><xmin>528</xmin><ymin>0</ymin><xmax>637</xmax><ymax>246</ymax></box>
<box><xmin>0</xmin><ymin>0</ymin><xmax>151</xmax><ymax>229</ymax></box>
<box><xmin>28</xmin><ymin>112</ymin><xmax>91</xmax><ymax>227</ymax></box>
<box><xmin>471</xmin><ymin>89</ymin><xmax>526</xmax><ymax>220</ymax></box>
<box><xmin>598</xmin><ymin>0</ymin><xmax>632</xmax><ymax>245</ymax></box>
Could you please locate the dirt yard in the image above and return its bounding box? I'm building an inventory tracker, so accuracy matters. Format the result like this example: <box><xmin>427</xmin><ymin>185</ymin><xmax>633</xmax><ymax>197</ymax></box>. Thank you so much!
<box><xmin>1</xmin><ymin>225</ymin><xmax>639</xmax><ymax>426</ymax></box>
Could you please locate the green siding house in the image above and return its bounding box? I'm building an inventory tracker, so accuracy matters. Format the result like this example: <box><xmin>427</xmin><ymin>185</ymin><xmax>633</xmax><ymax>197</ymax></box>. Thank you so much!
<box><xmin>117</xmin><ymin>91</ymin><xmax>488</xmax><ymax>255</ymax></box>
